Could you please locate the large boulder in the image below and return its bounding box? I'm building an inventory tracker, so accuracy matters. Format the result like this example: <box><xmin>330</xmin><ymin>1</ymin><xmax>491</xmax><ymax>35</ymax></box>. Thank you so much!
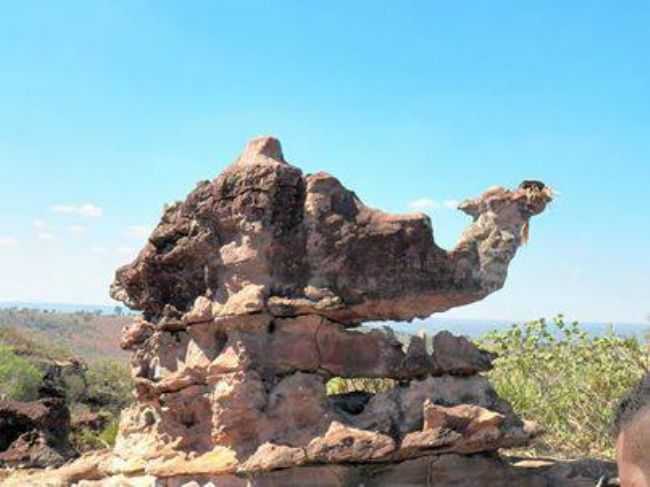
<box><xmin>0</xmin><ymin>397</ymin><xmax>76</xmax><ymax>468</ymax></box>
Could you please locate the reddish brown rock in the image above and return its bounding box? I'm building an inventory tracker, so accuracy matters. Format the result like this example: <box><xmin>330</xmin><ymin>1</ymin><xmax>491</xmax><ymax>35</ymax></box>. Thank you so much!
<box><xmin>0</xmin><ymin>398</ymin><xmax>76</xmax><ymax>468</ymax></box>
<box><xmin>110</xmin><ymin>136</ymin><xmax>552</xmax><ymax>325</ymax></box>
<box><xmin>88</xmin><ymin>137</ymin><xmax>556</xmax><ymax>483</ymax></box>
<box><xmin>432</xmin><ymin>330</ymin><xmax>497</xmax><ymax>375</ymax></box>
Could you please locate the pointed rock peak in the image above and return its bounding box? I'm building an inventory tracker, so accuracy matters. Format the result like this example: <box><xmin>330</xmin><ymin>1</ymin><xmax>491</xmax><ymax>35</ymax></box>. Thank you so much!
<box><xmin>238</xmin><ymin>136</ymin><xmax>285</xmax><ymax>165</ymax></box>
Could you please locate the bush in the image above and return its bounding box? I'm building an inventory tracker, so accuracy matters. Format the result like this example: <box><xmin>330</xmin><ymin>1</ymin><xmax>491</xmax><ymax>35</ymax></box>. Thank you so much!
<box><xmin>0</xmin><ymin>344</ymin><xmax>42</xmax><ymax>401</ymax></box>
<box><xmin>98</xmin><ymin>418</ymin><xmax>120</xmax><ymax>447</ymax></box>
<box><xmin>480</xmin><ymin>316</ymin><xmax>649</xmax><ymax>459</ymax></box>
<box><xmin>85</xmin><ymin>359</ymin><xmax>133</xmax><ymax>413</ymax></box>
<box><xmin>71</xmin><ymin>415</ymin><xmax>120</xmax><ymax>452</ymax></box>
<box><xmin>0</xmin><ymin>326</ymin><xmax>72</xmax><ymax>362</ymax></box>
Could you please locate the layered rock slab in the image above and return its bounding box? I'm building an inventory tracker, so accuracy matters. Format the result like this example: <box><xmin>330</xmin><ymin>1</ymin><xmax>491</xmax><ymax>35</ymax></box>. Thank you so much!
<box><xmin>0</xmin><ymin>454</ymin><xmax>617</xmax><ymax>486</ymax></box>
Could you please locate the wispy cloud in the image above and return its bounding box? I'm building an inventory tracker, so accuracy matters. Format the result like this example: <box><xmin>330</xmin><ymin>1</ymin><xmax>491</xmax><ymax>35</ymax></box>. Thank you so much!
<box><xmin>0</xmin><ymin>236</ymin><xmax>18</xmax><ymax>247</ymax></box>
<box><xmin>69</xmin><ymin>225</ymin><xmax>86</xmax><ymax>234</ymax></box>
<box><xmin>33</xmin><ymin>219</ymin><xmax>47</xmax><ymax>229</ymax></box>
<box><xmin>125</xmin><ymin>225</ymin><xmax>152</xmax><ymax>240</ymax></box>
<box><xmin>408</xmin><ymin>198</ymin><xmax>461</xmax><ymax>212</ymax></box>
<box><xmin>37</xmin><ymin>232</ymin><xmax>55</xmax><ymax>241</ymax></box>
<box><xmin>51</xmin><ymin>203</ymin><xmax>103</xmax><ymax>218</ymax></box>
<box><xmin>408</xmin><ymin>198</ymin><xmax>440</xmax><ymax>211</ymax></box>
<box><xmin>91</xmin><ymin>246</ymin><xmax>108</xmax><ymax>255</ymax></box>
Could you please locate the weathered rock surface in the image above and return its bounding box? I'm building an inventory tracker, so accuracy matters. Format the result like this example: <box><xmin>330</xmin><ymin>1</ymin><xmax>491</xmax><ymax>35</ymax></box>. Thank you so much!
<box><xmin>110</xmin><ymin>136</ymin><xmax>552</xmax><ymax>325</ymax></box>
<box><xmin>0</xmin><ymin>398</ymin><xmax>76</xmax><ymax>468</ymax></box>
<box><xmin>0</xmin><ymin>454</ymin><xmax>617</xmax><ymax>486</ymax></box>
<box><xmin>101</xmin><ymin>137</ymin><xmax>555</xmax><ymax>483</ymax></box>
<box><xmin>2</xmin><ymin>137</ymin><xmax>560</xmax><ymax>485</ymax></box>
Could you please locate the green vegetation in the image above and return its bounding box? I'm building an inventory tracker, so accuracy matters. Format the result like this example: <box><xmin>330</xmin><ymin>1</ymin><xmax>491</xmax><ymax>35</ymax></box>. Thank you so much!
<box><xmin>481</xmin><ymin>316</ymin><xmax>649</xmax><ymax>459</ymax></box>
<box><xmin>0</xmin><ymin>308</ymin><xmax>130</xmax><ymax>362</ymax></box>
<box><xmin>0</xmin><ymin>326</ymin><xmax>72</xmax><ymax>362</ymax></box>
<box><xmin>0</xmin><ymin>320</ymin><xmax>133</xmax><ymax>454</ymax></box>
<box><xmin>71</xmin><ymin>414</ymin><xmax>121</xmax><ymax>452</ymax></box>
<box><xmin>0</xmin><ymin>343</ymin><xmax>42</xmax><ymax>401</ymax></box>
<box><xmin>84</xmin><ymin>359</ymin><xmax>133</xmax><ymax>414</ymax></box>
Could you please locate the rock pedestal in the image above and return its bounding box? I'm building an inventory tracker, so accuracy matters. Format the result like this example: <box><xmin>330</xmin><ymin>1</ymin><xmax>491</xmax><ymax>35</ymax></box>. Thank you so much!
<box><xmin>99</xmin><ymin>137</ymin><xmax>555</xmax><ymax>485</ymax></box>
<box><xmin>2</xmin><ymin>136</ymin><xmax>561</xmax><ymax>486</ymax></box>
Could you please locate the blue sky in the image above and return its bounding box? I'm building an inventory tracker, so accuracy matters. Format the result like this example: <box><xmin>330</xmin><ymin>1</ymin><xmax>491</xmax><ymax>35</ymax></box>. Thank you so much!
<box><xmin>1</xmin><ymin>1</ymin><xmax>648</xmax><ymax>323</ymax></box>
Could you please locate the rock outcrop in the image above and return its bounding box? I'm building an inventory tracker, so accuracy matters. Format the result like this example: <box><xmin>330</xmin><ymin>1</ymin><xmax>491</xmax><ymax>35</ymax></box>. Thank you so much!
<box><xmin>110</xmin><ymin>136</ymin><xmax>552</xmax><ymax>326</ymax></box>
<box><xmin>0</xmin><ymin>398</ymin><xmax>76</xmax><ymax>468</ymax></box>
<box><xmin>3</xmin><ymin>137</ymin><xmax>561</xmax><ymax>486</ymax></box>
<box><xmin>95</xmin><ymin>136</ymin><xmax>557</xmax><ymax>485</ymax></box>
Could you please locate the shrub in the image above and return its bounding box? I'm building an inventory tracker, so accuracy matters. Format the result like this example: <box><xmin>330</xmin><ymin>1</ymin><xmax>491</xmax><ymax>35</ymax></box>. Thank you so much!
<box><xmin>71</xmin><ymin>415</ymin><xmax>120</xmax><ymax>452</ymax></box>
<box><xmin>480</xmin><ymin>316</ymin><xmax>649</xmax><ymax>459</ymax></box>
<box><xmin>85</xmin><ymin>359</ymin><xmax>133</xmax><ymax>413</ymax></box>
<box><xmin>0</xmin><ymin>326</ymin><xmax>72</xmax><ymax>362</ymax></box>
<box><xmin>98</xmin><ymin>418</ymin><xmax>120</xmax><ymax>447</ymax></box>
<box><xmin>0</xmin><ymin>344</ymin><xmax>42</xmax><ymax>401</ymax></box>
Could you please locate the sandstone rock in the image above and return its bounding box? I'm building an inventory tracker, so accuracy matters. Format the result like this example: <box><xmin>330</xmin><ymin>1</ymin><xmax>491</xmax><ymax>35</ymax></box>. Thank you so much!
<box><xmin>239</xmin><ymin>442</ymin><xmax>306</xmax><ymax>472</ymax></box>
<box><xmin>432</xmin><ymin>330</ymin><xmax>497</xmax><ymax>375</ymax></box>
<box><xmin>0</xmin><ymin>454</ymin><xmax>617</xmax><ymax>486</ymax></box>
<box><xmin>81</xmin><ymin>137</ymin><xmax>557</xmax><ymax>484</ymax></box>
<box><xmin>120</xmin><ymin>318</ymin><xmax>155</xmax><ymax>350</ymax></box>
<box><xmin>305</xmin><ymin>421</ymin><xmax>396</xmax><ymax>463</ymax></box>
<box><xmin>0</xmin><ymin>398</ymin><xmax>76</xmax><ymax>469</ymax></box>
<box><xmin>111</xmin><ymin>136</ymin><xmax>552</xmax><ymax>325</ymax></box>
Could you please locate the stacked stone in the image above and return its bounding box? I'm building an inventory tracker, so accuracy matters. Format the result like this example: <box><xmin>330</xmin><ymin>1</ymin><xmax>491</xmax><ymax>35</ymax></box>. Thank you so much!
<box><xmin>105</xmin><ymin>137</ymin><xmax>553</xmax><ymax>485</ymax></box>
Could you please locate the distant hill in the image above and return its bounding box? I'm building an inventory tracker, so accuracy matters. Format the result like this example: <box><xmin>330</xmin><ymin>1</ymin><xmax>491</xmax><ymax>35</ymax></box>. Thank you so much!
<box><xmin>2</xmin><ymin>302</ymin><xmax>647</xmax><ymax>361</ymax></box>
<box><xmin>0</xmin><ymin>301</ymin><xmax>136</xmax><ymax>315</ymax></box>
<box><xmin>369</xmin><ymin>317</ymin><xmax>650</xmax><ymax>340</ymax></box>
<box><xmin>0</xmin><ymin>307</ymin><xmax>131</xmax><ymax>362</ymax></box>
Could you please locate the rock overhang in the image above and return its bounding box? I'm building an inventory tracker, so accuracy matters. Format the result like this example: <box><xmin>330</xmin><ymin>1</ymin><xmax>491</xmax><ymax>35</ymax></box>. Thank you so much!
<box><xmin>110</xmin><ymin>136</ymin><xmax>552</xmax><ymax>326</ymax></box>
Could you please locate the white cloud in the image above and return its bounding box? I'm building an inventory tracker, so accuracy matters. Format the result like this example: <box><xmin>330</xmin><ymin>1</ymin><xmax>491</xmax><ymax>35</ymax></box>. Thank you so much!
<box><xmin>126</xmin><ymin>225</ymin><xmax>152</xmax><ymax>240</ymax></box>
<box><xmin>38</xmin><ymin>232</ymin><xmax>55</xmax><ymax>241</ymax></box>
<box><xmin>33</xmin><ymin>219</ymin><xmax>47</xmax><ymax>229</ymax></box>
<box><xmin>0</xmin><ymin>236</ymin><xmax>18</xmax><ymax>247</ymax></box>
<box><xmin>408</xmin><ymin>198</ymin><xmax>440</xmax><ymax>212</ymax></box>
<box><xmin>69</xmin><ymin>224</ymin><xmax>86</xmax><ymax>234</ymax></box>
<box><xmin>443</xmin><ymin>199</ymin><xmax>460</xmax><ymax>209</ymax></box>
<box><xmin>51</xmin><ymin>203</ymin><xmax>103</xmax><ymax>218</ymax></box>
<box><xmin>408</xmin><ymin>198</ymin><xmax>462</xmax><ymax>212</ymax></box>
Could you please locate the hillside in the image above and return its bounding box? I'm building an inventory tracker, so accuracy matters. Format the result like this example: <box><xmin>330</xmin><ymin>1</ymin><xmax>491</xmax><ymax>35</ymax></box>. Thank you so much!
<box><xmin>0</xmin><ymin>308</ymin><xmax>130</xmax><ymax>362</ymax></box>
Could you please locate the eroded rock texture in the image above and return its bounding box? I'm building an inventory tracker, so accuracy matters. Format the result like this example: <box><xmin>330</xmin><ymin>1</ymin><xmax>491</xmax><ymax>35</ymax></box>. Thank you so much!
<box><xmin>0</xmin><ymin>398</ymin><xmax>76</xmax><ymax>468</ymax></box>
<box><xmin>111</xmin><ymin>136</ymin><xmax>552</xmax><ymax>325</ymax></box>
<box><xmin>102</xmin><ymin>137</ymin><xmax>554</xmax><ymax>484</ymax></box>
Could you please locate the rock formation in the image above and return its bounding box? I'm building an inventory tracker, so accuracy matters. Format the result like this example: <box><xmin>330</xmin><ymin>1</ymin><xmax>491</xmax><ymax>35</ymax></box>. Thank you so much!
<box><xmin>82</xmin><ymin>136</ymin><xmax>557</xmax><ymax>486</ymax></box>
<box><xmin>0</xmin><ymin>397</ymin><xmax>76</xmax><ymax>468</ymax></box>
<box><xmin>3</xmin><ymin>137</ymin><xmax>569</xmax><ymax>486</ymax></box>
